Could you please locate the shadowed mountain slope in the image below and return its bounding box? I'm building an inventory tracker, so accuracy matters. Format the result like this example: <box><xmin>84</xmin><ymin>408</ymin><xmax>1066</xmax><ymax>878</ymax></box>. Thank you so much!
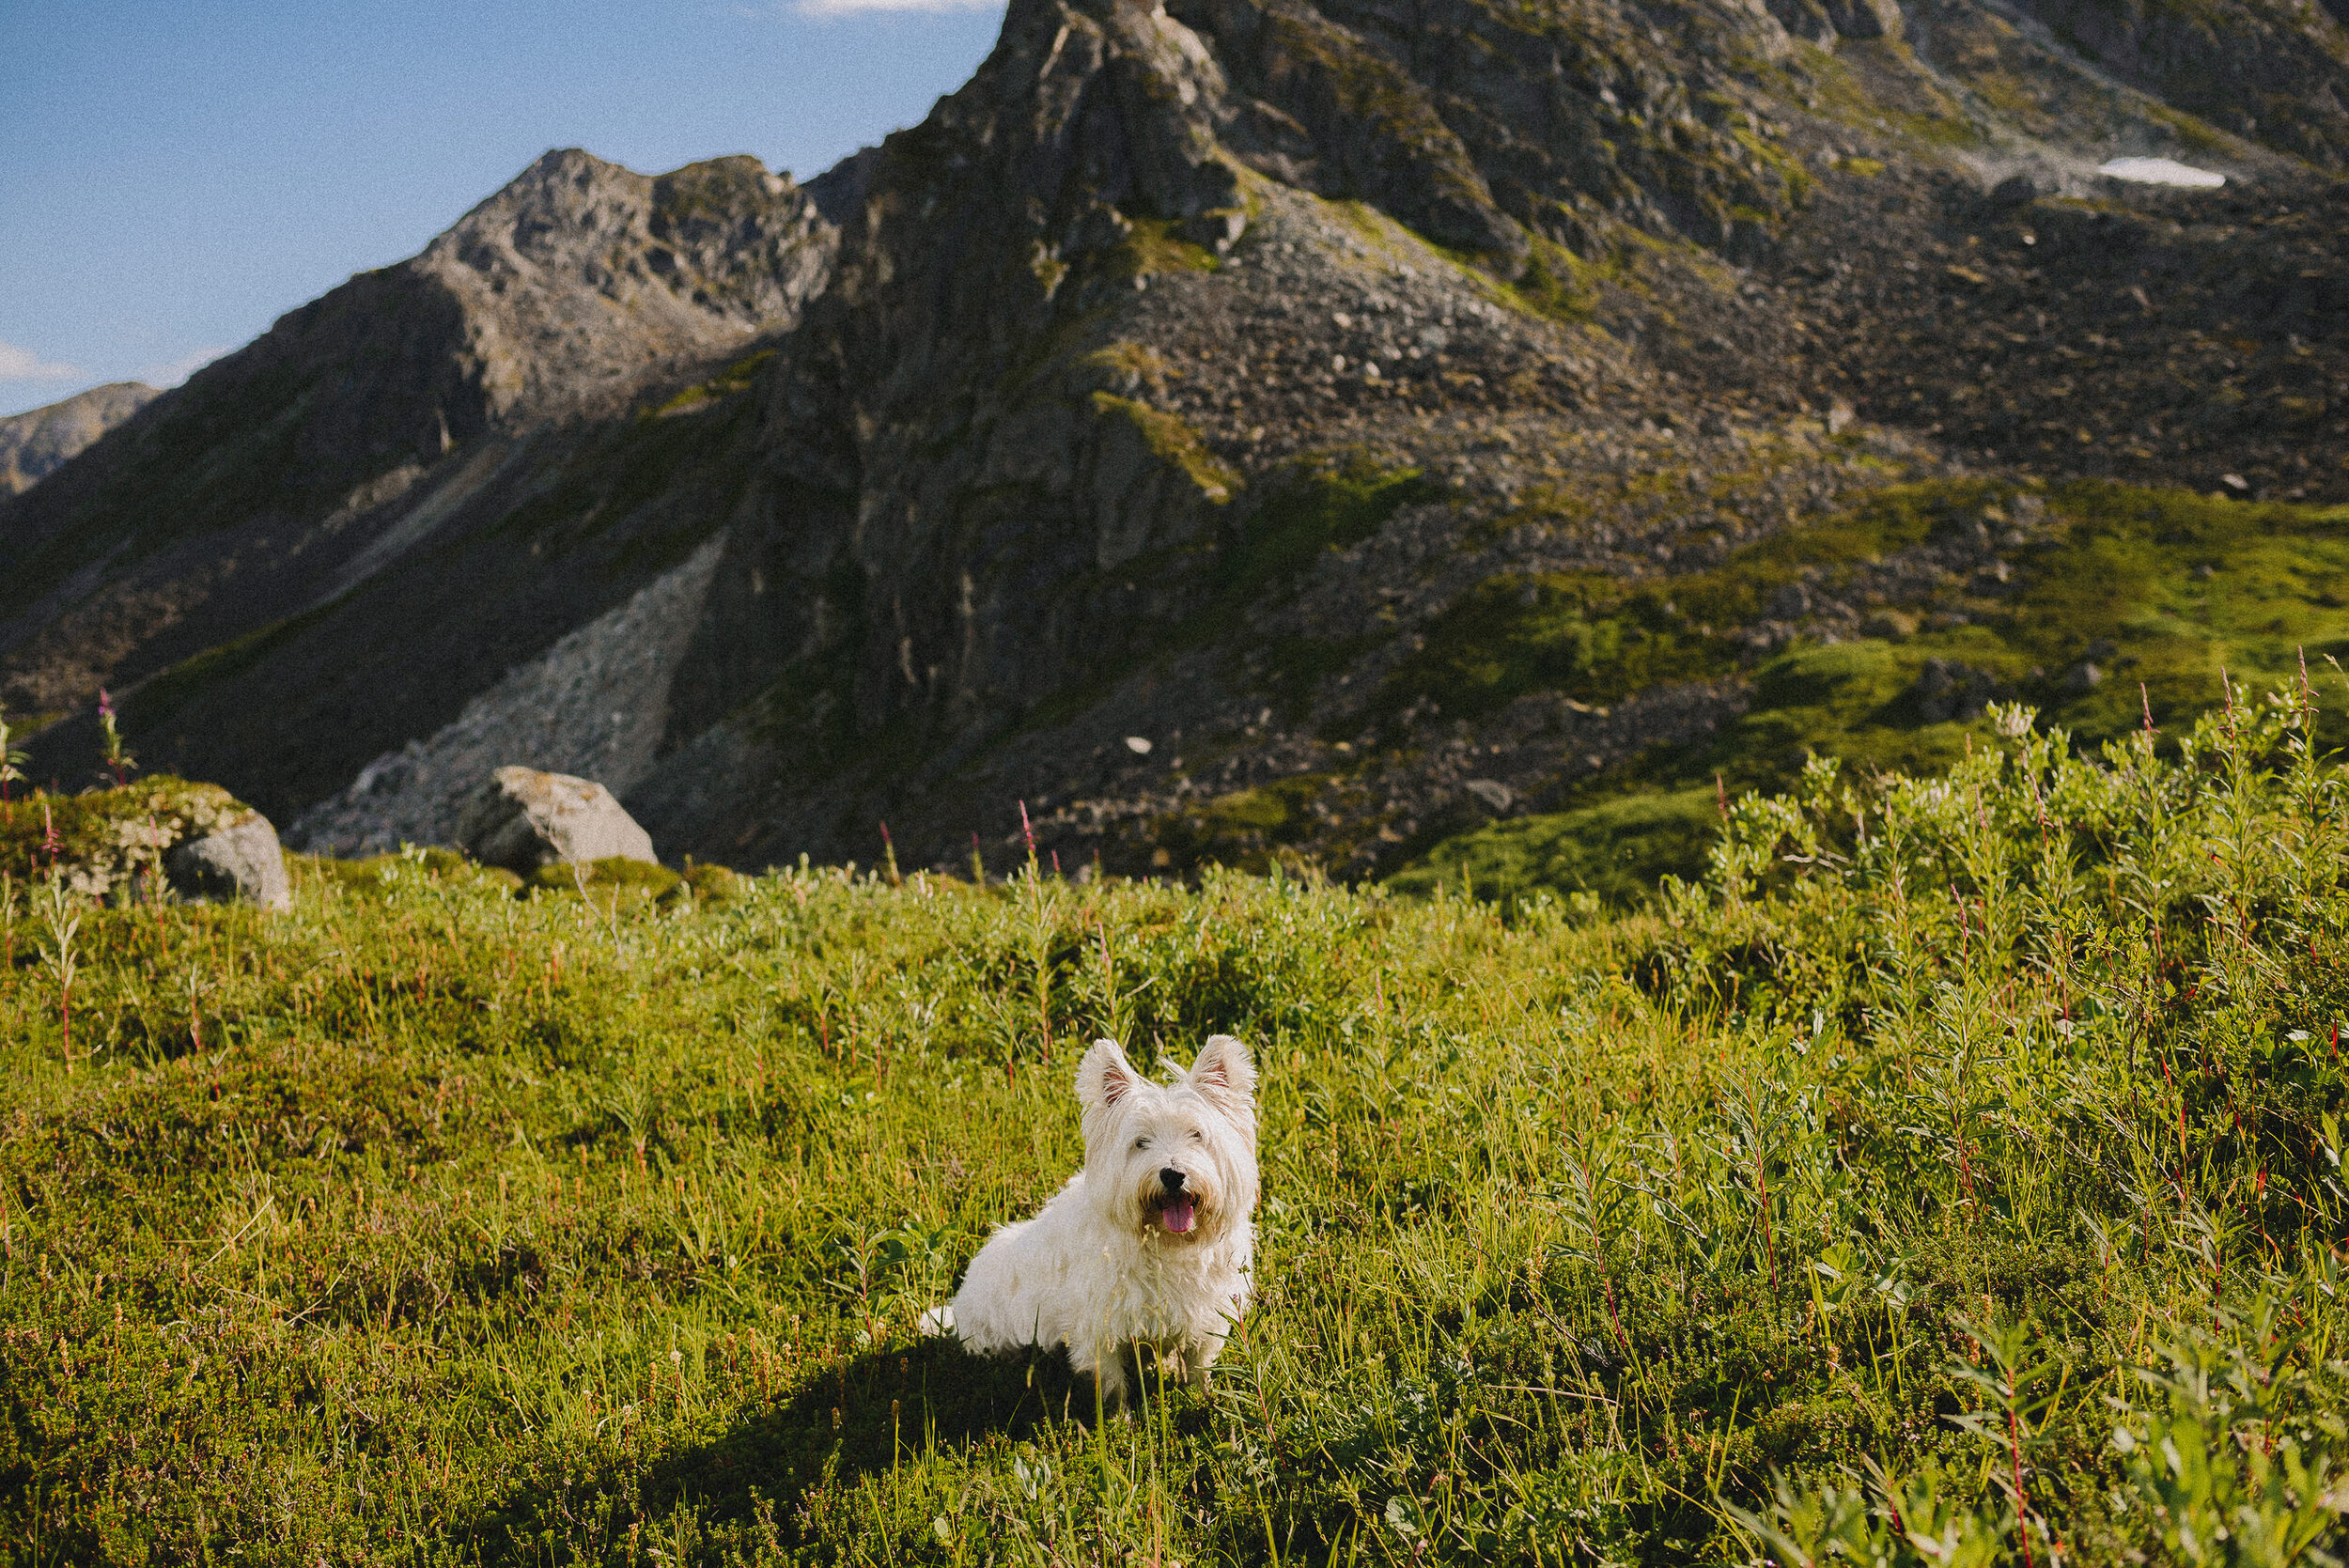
<box><xmin>8</xmin><ymin>0</ymin><xmax>2349</xmax><ymax>898</ymax></box>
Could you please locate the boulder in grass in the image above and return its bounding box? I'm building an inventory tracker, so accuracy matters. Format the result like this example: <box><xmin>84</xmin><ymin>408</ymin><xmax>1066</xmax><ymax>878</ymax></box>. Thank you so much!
<box><xmin>166</xmin><ymin>811</ymin><xmax>293</xmax><ymax>911</ymax></box>
<box><xmin>1</xmin><ymin>777</ymin><xmax>288</xmax><ymax>910</ymax></box>
<box><xmin>455</xmin><ymin>767</ymin><xmax>656</xmax><ymax>875</ymax></box>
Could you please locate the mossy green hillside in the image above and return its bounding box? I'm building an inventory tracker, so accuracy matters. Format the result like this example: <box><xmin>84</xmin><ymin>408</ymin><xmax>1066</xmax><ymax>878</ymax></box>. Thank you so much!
<box><xmin>127</xmin><ymin>603</ymin><xmax>339</xmax><ymax>730</ymax></box>
<box><xmin>1221</xmin><ymin>452</ymin><xmax>1436</xmax><ymax>607</ymax></box>
<box><xmin>1388</xmin><ymin>786</ymin><xmax>1722</xmax><ymax>908</ymax></box>
<box><xmin>1719</xmin><ymin>479</ymin><xmax>2349</xmax><ymax>763</ymax></box>
<box><xmin>10</xmin><ymin>708</ymin><xmax>2349</xmax><ymax>1561</ymax></box>
<box><xmin>1390</xmin><ymin>479</ymin><xmax>2349</xmax><ymax>902</ymax></box>
<box><xmin>0</xmin><ymin>359</ymin><xmax>350</xmax><ymax>620</ymax></box>
<box><xmin>500</xmin><ymin>389</ymin><xmax>757</xmax><ymax>562</ymax></box>
<box><xmin>1029</xmin><ymin>451</ymin><xmax>1434</xmax><ymax>732</ymax></box>
<box><xmin>1136</xmin><ymin>769</ymin><xmax>1358</xmax><ymax>877</ymax></box>
<box><xmin>1377</xmin><ymin>477</ymin><xmax>1989</xmax><ymax>722</ymax></box>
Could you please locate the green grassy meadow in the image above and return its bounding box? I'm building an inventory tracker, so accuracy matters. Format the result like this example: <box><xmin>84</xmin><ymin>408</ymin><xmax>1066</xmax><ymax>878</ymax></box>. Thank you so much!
<box><xmin>9</xmin><ymin>692</ymin><xmax>2349</xmax><ymax>1563</ymax></box>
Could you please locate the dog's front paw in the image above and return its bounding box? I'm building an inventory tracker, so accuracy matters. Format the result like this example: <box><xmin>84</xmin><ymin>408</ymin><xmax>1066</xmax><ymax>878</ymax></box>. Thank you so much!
<box><xmin>1089</xmin><ymin>1359</ymin><xmax>1130</xmax><ymax>1413</ymax></box>
<box><xmin>916</xmin><ymin>1304</ymin><xmax>955</xmax><ymax>1336</ymax></box>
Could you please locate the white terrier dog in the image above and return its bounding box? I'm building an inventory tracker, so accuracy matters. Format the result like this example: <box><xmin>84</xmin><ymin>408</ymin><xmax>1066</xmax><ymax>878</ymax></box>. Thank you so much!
<box><xmin>920</xmin><ymin>1034</ymin><xmax>1257</xmax><ymax>1408</ymax></box>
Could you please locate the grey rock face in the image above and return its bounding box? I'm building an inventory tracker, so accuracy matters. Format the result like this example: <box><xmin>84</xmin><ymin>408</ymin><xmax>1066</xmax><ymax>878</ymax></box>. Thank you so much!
<box><xmin>1825</xmin><ymin>0</ymin><xmax>1903</xmax><ymax>39</ymax></box>
<box><xmin>456</xmin><ymin>767</ymin><xmax>657</xmax><ymax>874</ymax></box>
<box><xmin>165</xmin><ymin>812</ymin><xmax>292</xmax><ymax>910</ymax></box>
<box><xmin>1463</xmin><ymin>779</ymin><xmax>1514</xmax><ymax>813</ymax></box>
<box><xmin>0</xmin><ymin>383</ymin><xmax>160</xmax><ymax>495</ymax></box>
<box><xmin>2011</xmin><ymin>0</ymin><xmax>2349</xmax><ymax>168</ymax></box>
<box><xmin>286</xmin><ymin>538</ymin><xmax>724</xmax><ymax>856</ymax></box>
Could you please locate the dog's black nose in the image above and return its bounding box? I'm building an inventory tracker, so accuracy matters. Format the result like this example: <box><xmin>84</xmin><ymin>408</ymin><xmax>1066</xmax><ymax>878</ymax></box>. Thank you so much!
<box><xmin>1160</xmin><ymin>1168</ymin><xmax>1186</xmax><ymax>1191</ymax></box>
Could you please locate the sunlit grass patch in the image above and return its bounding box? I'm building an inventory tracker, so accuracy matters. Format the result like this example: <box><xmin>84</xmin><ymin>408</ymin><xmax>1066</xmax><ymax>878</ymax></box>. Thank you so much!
<box><xmin>10</xmin><ymin>698</ymin><xmax>2349</xmax><ymax>1561</ymax></box>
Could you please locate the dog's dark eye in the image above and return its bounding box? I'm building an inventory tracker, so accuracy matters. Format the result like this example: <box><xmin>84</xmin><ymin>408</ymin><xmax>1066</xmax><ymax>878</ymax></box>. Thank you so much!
<box><xmin>1190</xmin><ymin>1130</ymin><xmax>1205</xmax><ymax>1141</ymax></box>
<box><xmin>1133</xmin><ymin>1138</ymin><xmax>1149</xmax><ymax>1151</ymax></box>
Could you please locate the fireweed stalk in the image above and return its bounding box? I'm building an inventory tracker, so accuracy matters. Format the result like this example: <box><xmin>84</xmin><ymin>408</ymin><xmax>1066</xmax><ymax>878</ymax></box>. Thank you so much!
<box><xmin>1019</xmin><ymin>800</ymin><xmax>1054</xmax><ymax>1062</ymax></box>
<box><xmin>96</xmin><ymin>689</ymin><xmax>134</xmax><ymax>788</ymax></box>
<box><xmin>37</xmin><ymin>868</ymin><xmax>79</xmax><ymax>1071</ymax></box>
<box><xmin>0</xmin><ymin>704</ymin><xmax>25</xmax><ymax>802</ymax></box>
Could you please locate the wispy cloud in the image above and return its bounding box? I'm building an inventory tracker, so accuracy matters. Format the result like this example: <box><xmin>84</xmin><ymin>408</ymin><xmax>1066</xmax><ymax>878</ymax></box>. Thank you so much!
<box><xmin>791</xmin><ymin>0</ymin><xmax>1003</xmax><ymax>17</ymax></box>
<box><xmin>139</xmin><ymin>346</ymin><xmax>229</xmax><ymax>388</ymax></box>
<box><xmin>0</xmin><ymin>341</ymin><xmax>82</xmax><ymax>382</ymax></box>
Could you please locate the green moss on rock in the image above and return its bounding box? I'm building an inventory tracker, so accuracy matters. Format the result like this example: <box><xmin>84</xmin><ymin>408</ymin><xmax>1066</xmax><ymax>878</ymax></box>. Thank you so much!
<box><xmin>520</xmin><ymin>855</ymin><xmax>739</xmax><ymax>908</ymax></box>
<box><xmin>526</xmin><ymin>856</ymin><xmax>684</xmax><ymax>902</ymax></box>
<box><xmin>303</xmin><ymin>847</ymin><xmax>523</xmax><ymax>901</ymax></box>
<box><xmin>1112</xmin><ymin>219</ymin><xmax>1219</xmax><ymax>279</ymax></box>
<box><xmin>1090</xmin><ymin>393</ymin><xmax>1239</xmax><ymax>502</ymax></box>
<box><xmin>131</xmin><ymin>605</ymin><xmax>338</xmax><ymax>727</ymax></box>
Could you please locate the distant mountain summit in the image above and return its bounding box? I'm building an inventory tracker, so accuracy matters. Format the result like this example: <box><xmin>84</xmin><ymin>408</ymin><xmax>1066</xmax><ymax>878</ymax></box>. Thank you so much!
<box><xmin>8</xmin><ymin>0</ymin><xmax>2348</xmax><ymax>893</ymax></box>
<box><xmin>401</xmin><ymin>147</ymin><xmax>834</xmax><ymax>433</ymax></box>
<box><xmin>0</xmin><ymin>148</ymin><xmax>832</xmax><ymax>761</ymax></box>
<box><xmin>0</xmin><ymin>382</ymin><xmax>158</xmax><ymax>496</ymax></box>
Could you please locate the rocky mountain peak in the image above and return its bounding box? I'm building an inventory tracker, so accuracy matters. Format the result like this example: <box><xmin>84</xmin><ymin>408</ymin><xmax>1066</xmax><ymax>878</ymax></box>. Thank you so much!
<box><xmin>414</xmin><ymin>147</ymin><xmax>835</xmax><ymax>431</ymax></box>
<box><xmin>0</xmin><ymin>381</ymin><xmax>159</xmax><ymax>497</ymax></box>
<box><xmin>0</xmin><ymin>146</ymin><xmax>836</xmax><ymax>740</ymax></box>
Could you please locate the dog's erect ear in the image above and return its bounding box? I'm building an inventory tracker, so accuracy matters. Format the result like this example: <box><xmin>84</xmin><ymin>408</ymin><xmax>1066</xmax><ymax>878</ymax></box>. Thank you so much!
<box><xmin>1077</xmin><ymin>1038</ymin><xmax>1138</xmax><ymax>1112</ymax></box>
<box><xmin>1187</xmin><ymin>1034</ymin><xmax>1255</xmax><ymax>1124</ymax></box>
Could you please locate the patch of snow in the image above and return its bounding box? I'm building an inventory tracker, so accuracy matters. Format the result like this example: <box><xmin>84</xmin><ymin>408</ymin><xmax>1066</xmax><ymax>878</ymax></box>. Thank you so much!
<box><xmin>2097</xmin><ymin>157</ymin><xmax>2226</xmax><ymax>189</ymax></box>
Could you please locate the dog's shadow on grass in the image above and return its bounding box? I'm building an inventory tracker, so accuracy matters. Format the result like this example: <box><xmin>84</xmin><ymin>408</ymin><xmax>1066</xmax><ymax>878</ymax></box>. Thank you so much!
<box><xmin>469</xmin><ymin>1338</ymin><xmax>1184</xmax><ymax>1557</ymax></box>
<box><xmin>462</xmin><ymin>1333</ymin><xmax>1231</xmax><ymax>1559</ymax></box>
<box><xmin>651</xmin><ymin>1337</ymin><xmax>1089</xmax><ymax>1507</ymax></box>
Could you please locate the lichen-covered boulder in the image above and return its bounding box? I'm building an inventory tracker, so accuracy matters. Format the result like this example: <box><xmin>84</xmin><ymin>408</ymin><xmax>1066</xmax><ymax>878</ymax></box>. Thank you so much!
<box><xmin>455</xmin><ymin>767</ymin><xmax>656</xmax><ymax>875</ymax></box>
<box><xmin>166</xmin><ymin>812</ymin><xmax>292</xmax><ymax>910</ymax></box>
<box><xmin>0</xmin><ymin>777</ymin><xmax>288</xmax><ymax>908</ymax></box>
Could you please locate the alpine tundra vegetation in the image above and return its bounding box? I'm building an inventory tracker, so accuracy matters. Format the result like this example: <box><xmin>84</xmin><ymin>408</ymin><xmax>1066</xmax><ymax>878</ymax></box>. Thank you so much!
<box><xmin>8</xmin><ymin>693</ymin><xmax>2349</xmax><ymax>1561</ymax></box>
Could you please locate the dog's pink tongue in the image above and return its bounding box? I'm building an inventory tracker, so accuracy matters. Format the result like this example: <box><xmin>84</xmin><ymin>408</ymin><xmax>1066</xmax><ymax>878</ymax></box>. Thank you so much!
<box><xmin>1161</xmin><ymin>1197</ymin><xmax>1196</xmax><ymax>1234</ymax></box>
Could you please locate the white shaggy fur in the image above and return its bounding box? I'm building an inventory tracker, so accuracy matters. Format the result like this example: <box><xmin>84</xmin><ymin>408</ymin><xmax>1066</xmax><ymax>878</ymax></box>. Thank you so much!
<box><xmin>920</xmin><ymin>1034</ymin><xmax>1258</xmax><ymax>1407</ymax></box>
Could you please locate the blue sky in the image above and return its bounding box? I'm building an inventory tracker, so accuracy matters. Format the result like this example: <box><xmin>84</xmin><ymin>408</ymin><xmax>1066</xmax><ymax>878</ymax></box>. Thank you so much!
<box><xmin>0</xmin><ymin>1</ymin><xmax>1005</xmax><ymax>417</ymax></box>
